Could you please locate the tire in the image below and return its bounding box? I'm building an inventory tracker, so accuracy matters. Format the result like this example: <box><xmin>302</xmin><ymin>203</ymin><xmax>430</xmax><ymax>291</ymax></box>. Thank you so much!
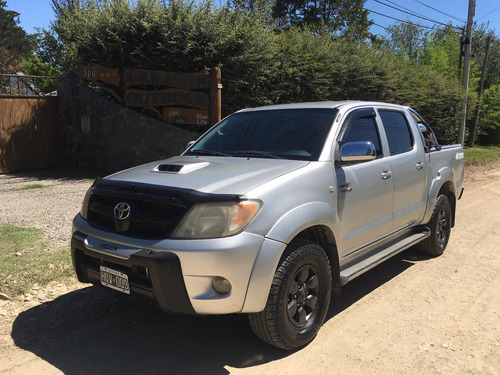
<box><xmin>417</xmin><ymin>194</ymin><xmax>452</xmax><ymax>256</ymax></box>
<box><xmin>248</xmin><ymin>239</ymin><xmax>332</xmax><ymax>350</ymax></box>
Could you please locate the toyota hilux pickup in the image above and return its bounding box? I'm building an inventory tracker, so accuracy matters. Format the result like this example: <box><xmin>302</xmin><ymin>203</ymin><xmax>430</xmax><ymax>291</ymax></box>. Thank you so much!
<box><xmin>72</xmin><ymin>101</ymin><xmax>464</xmax><ymax>349</ymax></box>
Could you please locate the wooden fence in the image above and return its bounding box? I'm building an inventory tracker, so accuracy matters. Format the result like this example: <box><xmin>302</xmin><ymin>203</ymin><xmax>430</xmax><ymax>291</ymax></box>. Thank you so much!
<box><xmin>0</xmin><ymin>96</ymin><xmax>60</xmax><ymax>173</ymax></box>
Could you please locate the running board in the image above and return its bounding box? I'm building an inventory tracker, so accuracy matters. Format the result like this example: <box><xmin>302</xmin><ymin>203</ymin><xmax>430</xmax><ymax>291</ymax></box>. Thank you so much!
<box><xmin>339</xmin><ymin>230</ymin><xmax>430</xmax><ymax>286</ymax></box>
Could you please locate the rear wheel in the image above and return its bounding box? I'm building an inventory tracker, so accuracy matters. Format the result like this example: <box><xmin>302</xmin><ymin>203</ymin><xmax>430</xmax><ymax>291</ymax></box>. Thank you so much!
<box><xmin>417</xmin><ymin>194</ymin><xmax>452</xmax><ymax>256</ymax></box>
<box><xmin>248</xmin><ymin>239</ymin><xmax>332</xmax><ymax>350</ymax></box>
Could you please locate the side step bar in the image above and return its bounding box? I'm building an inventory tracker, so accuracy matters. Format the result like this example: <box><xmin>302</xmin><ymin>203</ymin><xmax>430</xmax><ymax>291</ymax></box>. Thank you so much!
<box><xmin>339</xmin><ymin>230</ymin><xmax>430</xmax><ymax>286</ymax></box>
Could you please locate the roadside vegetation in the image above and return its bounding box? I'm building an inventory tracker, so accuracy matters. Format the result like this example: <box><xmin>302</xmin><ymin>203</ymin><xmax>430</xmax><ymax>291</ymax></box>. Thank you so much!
<box><xmin>0</xmin><ymin>224</ymin><xmax>73</xmax><ymax>298</ymax></box>
<box><xmin>2</xmin><ymin>0</ymin><xmax>500</xmax><ymax>147</ymax></box>
<box><xmin>464</xmin><ymin>146</ymin><xmax>500</xmax><ymax>166</ymax></box>
<box><xmin>20</xmin><ymin>184</ymin><xmax>48</xmax><ymax>190</ymax></box>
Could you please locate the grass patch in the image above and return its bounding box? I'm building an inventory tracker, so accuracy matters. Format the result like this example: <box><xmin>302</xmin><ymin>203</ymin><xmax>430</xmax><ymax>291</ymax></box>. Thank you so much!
<box><xmin>20</xmin><ymin>183</ymin><xmax>48</xmax><ymax>190</ymax></box>
<box><xmin>464</xmin><ymin>146</ymin><xmax>500</xmax><ymax>166</ymax></box>
<box><xmin>46</xmin><ymin>167</ymin><xmax>107</xmax><ymax>181</ymax></box>
<box><xmin>0</xmin><ymin>224</ymin><xmax>73</xmax><ymax>298</ymax></box>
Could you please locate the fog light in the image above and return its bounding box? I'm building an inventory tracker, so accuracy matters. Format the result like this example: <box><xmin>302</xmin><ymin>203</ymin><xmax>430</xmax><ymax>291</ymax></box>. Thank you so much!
<box><xmin>212</xmin><ymin>276</ymin><xmax>231</xmax><ymax>295</ymax></box>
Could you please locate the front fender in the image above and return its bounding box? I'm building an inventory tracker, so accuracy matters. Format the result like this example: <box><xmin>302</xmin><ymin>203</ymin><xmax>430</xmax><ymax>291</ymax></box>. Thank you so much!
<box><xmin>265</xmin><ymin>201</ymin><xmax>338</xmax><ymax>245</ymax></box>
<box><xmin>241</xmin><ymin>202</ymin><xmax>339</xmax><ymax>313</ymax></box>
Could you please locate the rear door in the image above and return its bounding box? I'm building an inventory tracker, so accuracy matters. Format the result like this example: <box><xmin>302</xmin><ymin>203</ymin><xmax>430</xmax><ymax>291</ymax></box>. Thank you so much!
<box><xmin>335</xmin><ymin>108</ymin><xmax>394</xmax><ymax>256</ymax></box>
<box><xmin>376</xmin><ymin>109</ymin><xmax>427</xmax><ymax>231</ymax></box>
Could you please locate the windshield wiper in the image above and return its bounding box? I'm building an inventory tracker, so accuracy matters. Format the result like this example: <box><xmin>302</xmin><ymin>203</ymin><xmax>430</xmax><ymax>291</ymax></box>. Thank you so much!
<box><xmin>190</xmin><ymin>149</ymin><xmax>232</xmax><ymax>157</ymax></box>
<box><xmin>230</xmin><ymin>151</ymin><xmax>281</xmax><ymax>159</ymax></box>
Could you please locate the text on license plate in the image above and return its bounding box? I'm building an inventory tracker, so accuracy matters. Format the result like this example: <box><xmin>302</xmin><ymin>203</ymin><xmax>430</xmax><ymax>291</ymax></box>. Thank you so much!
<box><xmin>100</xmin><ymin>266</ymin><xmax>130</xmax><ymax>294</ymax></box>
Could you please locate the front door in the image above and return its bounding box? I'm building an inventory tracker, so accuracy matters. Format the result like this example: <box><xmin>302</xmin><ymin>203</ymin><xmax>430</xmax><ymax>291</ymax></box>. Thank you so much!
<box><xmin>335</xmin><ymin>108</ymin><xmax>394</xmax><ymax>256</ymax></box>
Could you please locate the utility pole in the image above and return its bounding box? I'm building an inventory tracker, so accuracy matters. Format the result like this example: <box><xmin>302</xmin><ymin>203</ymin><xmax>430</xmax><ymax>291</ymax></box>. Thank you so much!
<box><xmin>458</xmin><ymin>30</ymin><xmax>465</xmax><ymax>80</ymax></box>
<box><xmin>468</xmin><ymin>35</ymin><xmax>491</xmax><ymax>147</ymax></box>
<box><xmin>457</xmin><ymin>0</ymin><xmax>475</xmax><ymax>146</ymax></box>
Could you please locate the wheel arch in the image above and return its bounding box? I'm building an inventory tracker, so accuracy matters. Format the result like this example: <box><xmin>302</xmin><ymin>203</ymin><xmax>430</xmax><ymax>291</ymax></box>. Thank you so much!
<box><xmin>293</xmin><ymin>226</ymin><xmax>341</xmax><ymax>294</ymax></box>
<box><xmin>265</xmin><ymin>202</ymin><xmax>341</xmax><ymax>294</ymax></box>
<box><xmin>425</xmin><ymin>166</ymin><xmax>457</xmax><ymax>227</ymax></box>
<box><xmin>242</xmin><ymin>202</ymin><xmax>341</xmax><ymax>313</ymax></box>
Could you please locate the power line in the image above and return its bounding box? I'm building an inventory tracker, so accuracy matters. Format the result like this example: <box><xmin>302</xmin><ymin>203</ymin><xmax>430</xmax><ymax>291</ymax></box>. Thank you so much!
<box><xmin>374</xmin><ymin>0</ymin><xmax>459</xmax><ymax>28</ymax></box>
<box><xmin>477</xmin><ymin>4</ymin><xmax>500</xmax><ymax>21</ymax></box>
<box><xmin>413</xmin><ymin>0</ymin><xmax>466</xmax><ymax>23</ymax></box>
<box><xmin>366</xmin><ymin>9</ymin><xmax>441</xmax><ymax>31</ymax></box>
<box><xmin>373</xmin><ymin>23</ymin><xmax>390</xmax><ymax>31</ymax></box>
<box><xmin>385</xmin><ymin>0</ymin><xmax>435</xmax><ymax>21</ymax></box>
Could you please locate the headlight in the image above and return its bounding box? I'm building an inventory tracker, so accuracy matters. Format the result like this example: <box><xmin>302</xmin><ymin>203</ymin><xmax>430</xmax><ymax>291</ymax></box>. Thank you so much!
<box><xmin>171</xmin><ymin>200</ymin><xmax>262</xmax><ymax>239</ymax></box>
<box><xmin>80</xmin><ymin>180</ymin><xmax>97</xmax><ymax>220</ymax></box>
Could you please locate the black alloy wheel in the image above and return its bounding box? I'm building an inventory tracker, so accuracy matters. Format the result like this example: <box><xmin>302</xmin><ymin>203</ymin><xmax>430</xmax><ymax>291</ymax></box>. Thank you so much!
<box><xmin>417</xmin><ymin>194</ymin><xmax>452</xmax><ymax>256</ymax></box>
<box><xmin>287</xmin><ymin>265</ymin><xmax>320</xmax><ymax>327</ymax></box>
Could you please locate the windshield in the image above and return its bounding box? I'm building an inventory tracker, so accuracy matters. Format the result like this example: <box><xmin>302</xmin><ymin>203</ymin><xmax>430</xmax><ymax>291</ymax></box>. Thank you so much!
<box><xmin>186</xmin><ymin>108</ymin><xmax>338</xmax><ymax>161</ymax></box>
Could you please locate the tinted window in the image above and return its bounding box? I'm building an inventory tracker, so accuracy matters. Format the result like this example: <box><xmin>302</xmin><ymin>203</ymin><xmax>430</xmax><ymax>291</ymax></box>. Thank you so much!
<box><xmin>379</xmin><ymin>111</ymin><xmax>413</xmax><ymax>155</ymax></box>
<box><xmin>340</xmin><ymin>115</ymin><xmax>382</xmax><ymax>157</ymax></box>
<box><xmin>187</xmin><ymin>109</ymin><xmax>337</xmax><ymax>161</ymax></box>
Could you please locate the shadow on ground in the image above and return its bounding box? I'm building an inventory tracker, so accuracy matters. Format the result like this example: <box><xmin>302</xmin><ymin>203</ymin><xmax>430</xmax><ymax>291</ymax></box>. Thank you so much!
<box><xmin>11</xmin><ymin>248</ymin><xmax>424</xmax><ymax>375</ymax></box>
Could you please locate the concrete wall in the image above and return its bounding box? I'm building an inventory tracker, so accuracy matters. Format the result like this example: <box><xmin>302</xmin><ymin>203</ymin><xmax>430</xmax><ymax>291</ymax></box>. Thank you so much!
<box><xmin>58</xmin><ymin>73</ymin><xmax>199</xmax><ymax>173</ymax></box>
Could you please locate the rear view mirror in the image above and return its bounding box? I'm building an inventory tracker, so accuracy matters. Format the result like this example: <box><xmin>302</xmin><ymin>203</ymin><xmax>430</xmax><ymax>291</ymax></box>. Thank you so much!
<box><xmin>185</xmin><ymin>141</ymin><xmax>196</xmax><ymax>150</ymax></box>
<box><xmin>340</xmin><ymin>141</ymin><xmax>376</xmax><ymax>164</ymax></box>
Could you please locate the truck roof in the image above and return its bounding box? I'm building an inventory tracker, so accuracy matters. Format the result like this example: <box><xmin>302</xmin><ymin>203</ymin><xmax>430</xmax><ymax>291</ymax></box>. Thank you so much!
<box><xmin>239</xmin><ymin>100</ymin><xmax>409</xmax><ymax>112</ymax></box>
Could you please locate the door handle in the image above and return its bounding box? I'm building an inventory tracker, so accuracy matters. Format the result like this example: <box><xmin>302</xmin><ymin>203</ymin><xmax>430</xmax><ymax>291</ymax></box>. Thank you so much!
<box><xmin>381</xmin><ymin>169</ymin><xmax>392</xmax><ymax>180</ymax></box>
<box><xmin>416</xmin><ymin>161</ymin><xmax>425</xmax><ymax>170</ymax></box>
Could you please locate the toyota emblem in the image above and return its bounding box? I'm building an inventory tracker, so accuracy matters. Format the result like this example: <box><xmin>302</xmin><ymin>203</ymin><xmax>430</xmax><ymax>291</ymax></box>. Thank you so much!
<box><xmin>114</xmin><ymin>202</ymin><xmax>131</xmax><ymax>220</ymax></box>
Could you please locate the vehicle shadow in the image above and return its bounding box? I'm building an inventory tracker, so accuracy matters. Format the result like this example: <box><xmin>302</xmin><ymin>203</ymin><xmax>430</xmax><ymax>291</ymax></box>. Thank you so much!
<box><xmin>11</xmin><ymin>248</ymin><xmax>423</xmax><ymax>375</ymax></box>
<box><xmin>327</xmin><ymin>247</ymin><xmax>426</xmax><ymax>319</ymax></box>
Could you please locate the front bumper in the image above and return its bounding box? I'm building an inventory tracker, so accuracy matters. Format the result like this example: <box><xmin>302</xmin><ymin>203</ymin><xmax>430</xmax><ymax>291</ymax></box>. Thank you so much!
<box><xmin>72</xmin><ymin>232</ymin><xmax>195</xmax><ymax>314</ymax></box>
<box><xmin>72</xmin><ymin>214</ymin><xmax>285</xmax><ymax>314</ymax></box>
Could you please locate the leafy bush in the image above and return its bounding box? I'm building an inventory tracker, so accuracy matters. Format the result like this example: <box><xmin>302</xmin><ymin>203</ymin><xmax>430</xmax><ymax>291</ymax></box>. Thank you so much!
<box><xmin>52</xmin><ymin>0</ymin><xmax>464</xmax><ymax>143</ymax></box>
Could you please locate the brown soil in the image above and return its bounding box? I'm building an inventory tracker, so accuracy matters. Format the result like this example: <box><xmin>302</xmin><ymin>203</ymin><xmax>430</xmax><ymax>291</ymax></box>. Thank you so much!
<box><xmin>0</xmin><ymin>164</ymin><xmax>498</xmax><ymax>375</ymax></box>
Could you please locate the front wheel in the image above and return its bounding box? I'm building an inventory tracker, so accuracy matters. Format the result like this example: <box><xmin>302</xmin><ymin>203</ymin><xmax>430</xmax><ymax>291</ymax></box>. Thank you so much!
<box><xmin>248</xmin><ymin>239</ymin><xmax>332</xmax><ymax>350</ymax></box>
<box><xmin>417</xmin><ymin>194</ymin><xmax>452</xmax><ymax>256</ymax></box>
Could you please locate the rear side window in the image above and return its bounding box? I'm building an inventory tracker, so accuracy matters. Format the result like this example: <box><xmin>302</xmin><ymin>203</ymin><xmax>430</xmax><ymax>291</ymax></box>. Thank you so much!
<box><xmin>379</xmin><ymin>110</ymin><xmax>413</xmax><ymax>155</ymax></box>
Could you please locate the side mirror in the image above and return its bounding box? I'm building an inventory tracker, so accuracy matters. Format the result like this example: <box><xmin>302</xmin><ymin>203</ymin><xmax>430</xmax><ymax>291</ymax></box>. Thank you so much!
<box><xmin>340</xmin><ymin>141</ymin><xmax>376</xmax><ymax>164</ymax></box>
<box><xmin>185</xmin><ymin>141</ymin><xmax>196</xmax><ymax>150</ymax></box>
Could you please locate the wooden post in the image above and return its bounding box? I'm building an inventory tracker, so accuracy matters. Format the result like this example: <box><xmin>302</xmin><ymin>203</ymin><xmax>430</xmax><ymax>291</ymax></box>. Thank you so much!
<box><xmin>457</xmin><ymin>0</ymin><xmax>475</xmax><ymax>145</ymax></box>
<box><xmin>210</xmin><ymin>67</ymin><xmax>222</xmax><ymax>125</ymax></box>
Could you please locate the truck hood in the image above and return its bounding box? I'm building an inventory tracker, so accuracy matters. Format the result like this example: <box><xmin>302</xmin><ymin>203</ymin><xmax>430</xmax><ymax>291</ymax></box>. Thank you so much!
<box><xmin>105</xmin><ymin>156</ymin><xmax>310</xmax><ymax>195</ymax></box>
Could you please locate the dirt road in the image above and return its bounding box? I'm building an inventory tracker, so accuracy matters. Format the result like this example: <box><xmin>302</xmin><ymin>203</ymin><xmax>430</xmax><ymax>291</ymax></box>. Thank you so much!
<box><xmin>0</xmin><ymin>165</ymin><xmax>499</xmax><ymax>375</ymax></box>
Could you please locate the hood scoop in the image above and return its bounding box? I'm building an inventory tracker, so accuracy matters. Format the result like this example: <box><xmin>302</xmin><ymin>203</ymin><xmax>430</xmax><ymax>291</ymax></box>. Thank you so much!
<box><xmin>155</xmin><ymin>164</ymin><xmax>183</xmax><ymax>173</ymax></box>
<box><xmin>151</xmin><ymin>162</ymin><xmax>209</xmax><ymax>174</ymax></box>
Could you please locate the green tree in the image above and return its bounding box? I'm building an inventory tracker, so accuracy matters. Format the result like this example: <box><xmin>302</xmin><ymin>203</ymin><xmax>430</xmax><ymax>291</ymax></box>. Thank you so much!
<box><xmin>421</xmin><ymin>25</ymin><xmax>461</xmax><ymax>78</ymax></box>
<box><xmin>0</xmin><ymin>0</ymin><xmax>31</xmax><ymax>56</ymax></box>
<box><xmin>384</xmin><ymin>22</ymin><xmax>425</xmax><ymax>61</ymax></box>
<box><xmin>29</xmin><ymin>26</ymin><xmax>76</xmax><ymax>73</ymax></box>
<box><xmin>49</xmin><ymin>0</ymin><xmax>466</xmax><ymax>143</ymax></box>
<box><xmin>472</xmin><ymin>25</ymin><xmax>500</xmax><ymax>88</ymax></box>
<box><xmin>478</xmin><ymin>84</ymin><xmax>500</xmax><ymax>145</ymax></box>
<box><xmin>272</xmin><ymin>0</ymin><xmax>371</xmax><ymax>38</ymax></box>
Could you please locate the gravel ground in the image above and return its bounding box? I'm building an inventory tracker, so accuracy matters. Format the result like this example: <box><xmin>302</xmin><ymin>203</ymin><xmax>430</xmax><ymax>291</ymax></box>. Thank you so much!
<box><xmin>0</xmin><ymin>171</ymin><xmax>92</xmax><ymax>251</ymax></box>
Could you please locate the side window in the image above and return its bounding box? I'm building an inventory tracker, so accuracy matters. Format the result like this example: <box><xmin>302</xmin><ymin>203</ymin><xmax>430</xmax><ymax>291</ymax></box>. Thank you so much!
<box><xmin>379</xmin><ymin>110</ymin><xmax>413</xmax><ymax>155</ymax></box>
<box><xmin>409</xmin><ymin>109</ymin><xmax>441</xmax><ymax>152</ymax></box>
<box><xmin>339</xmin><ymin>112</ymin><xmax>382</xmax><ymax>157</ymax></box>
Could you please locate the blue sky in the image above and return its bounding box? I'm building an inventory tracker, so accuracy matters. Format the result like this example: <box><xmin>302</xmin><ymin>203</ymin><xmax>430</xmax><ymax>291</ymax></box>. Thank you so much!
<box><xmin>6</xmin><ymin>0</ymin><xmax>500</xmax><ymax>37</ymax></box>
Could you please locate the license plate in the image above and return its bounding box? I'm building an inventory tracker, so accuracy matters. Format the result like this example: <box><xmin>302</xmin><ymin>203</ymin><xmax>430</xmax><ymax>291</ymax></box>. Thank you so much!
<box><xmin>100</xmin><ymin>266</ymin><xmax>130</xmax><ymax>294</ymax></box>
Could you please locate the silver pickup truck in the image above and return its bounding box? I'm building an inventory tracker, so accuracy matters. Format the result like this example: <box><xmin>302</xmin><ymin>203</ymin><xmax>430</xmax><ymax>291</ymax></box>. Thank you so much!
<box><xmin>72</xmin><ymin>101</ymin><xmax>464</xmax><ymax>349</ymax></box>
